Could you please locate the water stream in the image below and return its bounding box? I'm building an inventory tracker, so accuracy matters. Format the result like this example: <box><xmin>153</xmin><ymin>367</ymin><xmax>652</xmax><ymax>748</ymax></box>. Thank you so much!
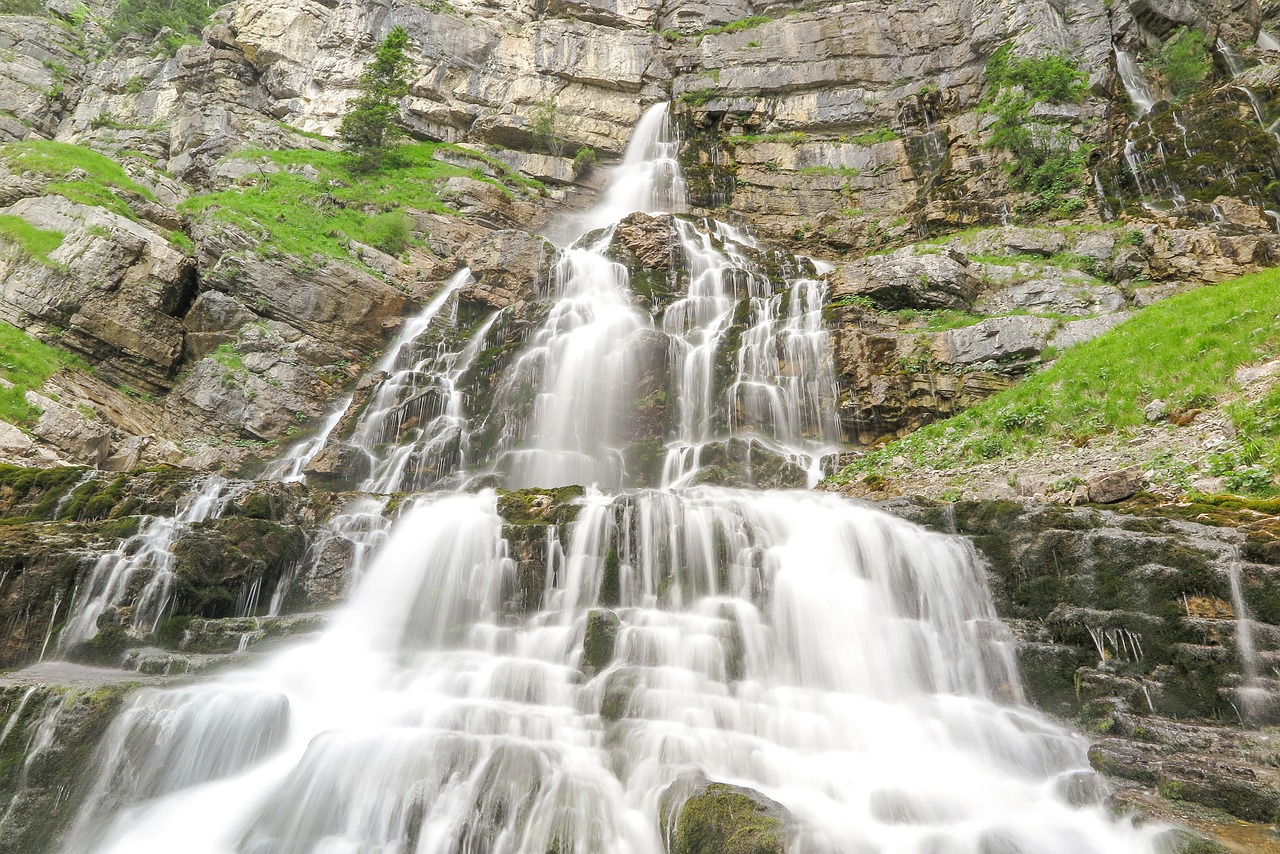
<box><xmin>47</xmin><ymin>104</ymin><xmax>1162</xmax><ymax>854</ymax></box>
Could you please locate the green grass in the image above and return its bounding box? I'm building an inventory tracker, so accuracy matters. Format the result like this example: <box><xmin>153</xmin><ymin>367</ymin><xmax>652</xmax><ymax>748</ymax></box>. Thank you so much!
<box><xmin>180</xmin><ymin>142</ymin><xmax>541</xmax><ymax>269</ymax></box>
<box><xmin>1</xmin><ymin>140</ymin><xmax>155</xmax><ymax>220</ymax></box>
<box><xmin>0</xmin><ymin>215</ymin><xmax>65</xmax><ymax>265</ymax></box>
<box><xmin>830</xmin><ymin>265</ymin><xmax>1280</xmax><ymax>490</ymax></box>
<box><xmin>0</xmin><ymin>322</ymin><xmax>86</xmax><ymax>426</ymax></box>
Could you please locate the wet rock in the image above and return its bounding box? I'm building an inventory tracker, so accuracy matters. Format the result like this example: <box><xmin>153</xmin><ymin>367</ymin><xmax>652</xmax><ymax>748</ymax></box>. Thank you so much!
<box><xmin>661</xmin><ymin>773</ymin><xmax>791</xmax><ymax>854</ymax></box>
<box><xmin>0</xmin><ymin>681</ymin><xmax>137</xmax><ymax>854</ymax></box>
<box><xmin>582</xmin><ymin>608</ymin><xmax>619</xmax><ymax>675</ymax></box>
<box><xmin>460</xmin><ymin>230</ymin><xmax>556</xmax><ymax>309</ymax></box>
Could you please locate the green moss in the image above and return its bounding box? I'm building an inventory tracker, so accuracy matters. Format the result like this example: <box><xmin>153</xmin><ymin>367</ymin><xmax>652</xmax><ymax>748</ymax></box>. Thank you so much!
<box><xmin>672</xmin><ymin>784</ymin><xmax>785</xmax><ymax>854</ymax></box>
<box><xmin>495</xmin><ymin>486</ymin><xmax>584</xmax><ymax>527</ymax></box>
<box><xmin>582</xmin><ymin>608</ymin><xmax>619</xmax><ymax>674</ymax></box>
<box><xmin>600</xmin><ymin>548</ymin><xmax>621</xmax><ymax>606</ymax></box>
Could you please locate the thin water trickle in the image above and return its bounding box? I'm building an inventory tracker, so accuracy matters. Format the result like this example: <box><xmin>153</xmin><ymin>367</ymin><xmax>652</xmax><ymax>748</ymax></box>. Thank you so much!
<box><xmin>1261</xmin><ymin>30</ymin><xmax>1280</xmax><ymax>52</ymax></box>
<box><xmin>52</xmin><ymin>103</ymin><xmax>1165</xmax><ymax>854</ymax></box>
<box><xmin>1115</xmin><ymin>49</ymin><xmax>1156</xmax><ymax>116</ymax></box>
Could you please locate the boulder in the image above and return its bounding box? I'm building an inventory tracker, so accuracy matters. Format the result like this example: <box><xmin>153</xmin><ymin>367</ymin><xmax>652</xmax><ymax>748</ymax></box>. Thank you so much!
<box><xmin>1086</xmin><ymin>467</ymin><xmax>1145</xmax><ymax>504</ymax></box>
<box><xmin>661</xmin><ymin>774</ymin><xmax>791</xmax><ymax>854</ymax></box>
<box><xmin>24</xmin><ymin>392</ymin><xmax>112</xmax><ymax>466</ymax></box>
<box><xmin>831</xmin><ymin>249</ymin><xmax>980</xmax><ymax>311</ymax></box>
<box><xmin>939</xmin><ymin>316</ymin><xmax>1056</xmax><ymax>364</ymax></box>
<box><xmin>582</xmin><ymin>608</ymin><xmax>620</xmax><ymax>675</ymax></box>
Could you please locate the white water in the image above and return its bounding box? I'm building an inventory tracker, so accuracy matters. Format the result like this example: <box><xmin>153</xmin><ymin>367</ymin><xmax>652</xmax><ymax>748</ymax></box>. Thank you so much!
<box><xmin>1115</xmin><ymin>49</ymin><xmax>1155</xmax><ymax>116</ymax></box>
<box><xmin>58</xmin><ymin>475</ymin><xmax>244</xmax><ymax>648</ymax></box>
<box><xmin>54</xmin><ymin>104</ymin><xmax>1162</xmax><ymax>854</ymax></box>
<box><xmin>1261</xmin><ymin>30</ymin><xmax>1280</xmax><ymax>52</ymax></box>
<box><xmin>1217</xmin><ymin>39</ymin><xmax>1246</xmax><ymax>77</ymax></box>
<box><xmin>1227</xmin><ymin>547</ymin><xmax>1266</xmax><ymax>724</ymax></box>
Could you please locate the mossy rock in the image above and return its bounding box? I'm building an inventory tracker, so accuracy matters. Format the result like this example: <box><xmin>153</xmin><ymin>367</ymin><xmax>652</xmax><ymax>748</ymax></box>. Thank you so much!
<box><xmin>495</xmin><ymin>486</ymin><xmax>584</xmax><ymax>527</ymax></box>
<box><xmin>662</xmin><ymin>775</ymin><xmax>791</xmax><ymax>854</ymax></box>
<box><xmin>0</xmin><ymin>681</ymin><xmax>138</xmax><ymax>854</ymax></box>
<box><xmin>582</xmin><ymin>608</ymin><xmax>619</xmax><ymax>675</ymax></box>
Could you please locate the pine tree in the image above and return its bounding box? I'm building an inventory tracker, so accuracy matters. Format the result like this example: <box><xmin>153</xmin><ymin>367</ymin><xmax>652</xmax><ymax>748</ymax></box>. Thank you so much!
<box><xmin>339</xmin><ymin>26</ymin><xmax>412</xmax><ymax>172</ymax></box>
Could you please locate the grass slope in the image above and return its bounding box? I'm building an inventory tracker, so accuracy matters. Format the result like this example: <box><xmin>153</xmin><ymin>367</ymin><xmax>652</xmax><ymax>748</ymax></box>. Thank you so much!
<box><xmin>831</xmin><ymin>265</ymin><xmax>1280</xmax><ymax>495</ymax></box>
<box><xmin>0</xmin><ymin>140</ymin><xmax>156</xmax><ymax>221</ymax></box>
<box><xmin>181</xmin><ymin>142</ymin><xmax>541</xmax><ymax>269</ymax></box>
<box><xmin>0</xmin><ymin>322</ymin><xmax>86</xmax><ymax>426</ymax></box>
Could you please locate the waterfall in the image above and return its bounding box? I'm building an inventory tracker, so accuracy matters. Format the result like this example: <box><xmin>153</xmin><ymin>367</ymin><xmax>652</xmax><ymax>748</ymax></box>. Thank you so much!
<box><xmin>1261</xmin><ymin>30</ymin><xmax>1280</xmax><ymax>52</ymax></box>
<box><xmin>52</xmin><ymin>104</ymin><xmax>1163</xmax><ymax>854</ymax></box>
<box><xmin>1114</xmin><ymin>49</ymin><xmax>1155</xmax><ymax>117</ymax></box>
<box><xmin>57</xmin><ymin>475</ymin><xmax>245</xmax><ymax>649</ymax></box>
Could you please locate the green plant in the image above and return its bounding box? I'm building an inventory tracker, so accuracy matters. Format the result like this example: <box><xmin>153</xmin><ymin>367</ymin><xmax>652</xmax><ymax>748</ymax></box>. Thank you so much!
<box><xmin>0</xmin><ymin>322</ymin><xmax>86</xmax><ymax>426</ymax></box>
<box><xmin>0</xmin><ymin>0</ymin><xmax>45</xmax><ymax>13</ymax></box>
<box><xmin>1154</xmin><ymin>28</ymin><xmax>1212</xmax><ymax>100</ymax></box>
<box><xmin>0</xmin><ymin>140</ymin><xmax>156</xmax><ymax>220</ymax></box>
<box><xmin>980</xmin><ymin>44</ymin><xmax>1090</xmax><ymax>217</ymax></box>
<box><xmin>829</xmin><ymin>263</ymin><xmax>1280</xmax><ymax>481</ymax></box>
<box><xmin>530</xmin><ymin>98</ymin><xmax>576</xmax><ymax>157</ymax></box>
<box><xmin>181</xmin><ymin>142</ymin><xmax>541</xmax><ymax>271</ymax></box>
<box><xmin>106</xmin><ymin>0</ymin><xmax>214</xmax><ymax>55</ymax></box>
<box><xmin>367</xmin><ymin>210</ymin><xmax>412</xmax><ymax>256</ymax></box>
<box><xmin>339</xmin><ymin>26</ymin><xmax>413</xmax><ymax>173</ymax></box>
<box><xmin>571</xmin><ymin>145</ymin><xmax>596</xmax><ymax>178</ymax></box>
<box><xmin>0</xmin><ymin>214</ymin><xmax>65</xmax><ymax>266</ymax></box>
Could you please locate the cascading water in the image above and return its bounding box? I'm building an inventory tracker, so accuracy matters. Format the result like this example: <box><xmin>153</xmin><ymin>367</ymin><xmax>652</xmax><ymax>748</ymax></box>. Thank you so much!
<box><xmin>1114</xmin><ymin>49</ymin><xmax>1155</xmax><ymax>117</ymax></box>
<box><xmin>58</xmin><ymin>475</ymin><xmax>245</xmax><ymax>649</ymax></box>
<box><xmin>53</xmin><ymin>104</ymin><xmax>1164</xmax><ymax>854</ymax></box>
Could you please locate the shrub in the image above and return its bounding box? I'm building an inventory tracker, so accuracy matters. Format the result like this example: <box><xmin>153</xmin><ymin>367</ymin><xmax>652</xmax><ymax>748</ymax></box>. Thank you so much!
<box><xmin>980</xmin><ymin>43</ymin><xmax>1090</xmax><ymax>216</ymax></box>
<box><xmin>368</xmin><ymin>210</ymin><xmax>412</xmax><ymax>256</ymax></box>
<box><xmin>571</xmin><ymin>146</ymin><xmax>596</xmax><ymax>178</ymax></box>
<box><xmin>106</xmin><ymin>0</ymin><xmax>214</xmax><ymax>55</ymax></box>
<box><xmin>1154</xmin><ymin>28</ymin><xmax>1212</xmax><ymax>100</ymax></box>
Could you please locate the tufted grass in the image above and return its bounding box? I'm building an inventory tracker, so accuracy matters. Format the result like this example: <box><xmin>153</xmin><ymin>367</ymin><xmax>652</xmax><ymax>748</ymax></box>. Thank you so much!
<box><xmin>0</xmin><ymin>140</ymin><xmax>156</xmax><ymax>220</ymax></box>
<box><xmin>181</xmin><ymin>142</ymin><xmax>542</xmax><ymax>269</ymax></box>
<box><xmin>0</xmin><ymin>322</ymin><xmax>86</xmax><ymax>427</ymax></box>
<box><xmin>830</xmin><ymin>264</ymin><xmax>1280</xmax><ymax>493</ymax></box>
<box><xmin>0</xmin><ymin>215</ymin><xmax>65</xmax><ymax>266</ymax></box>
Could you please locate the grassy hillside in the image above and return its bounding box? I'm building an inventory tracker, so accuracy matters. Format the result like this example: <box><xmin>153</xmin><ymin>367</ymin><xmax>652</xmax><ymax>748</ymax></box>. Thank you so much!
<box><xmin>0</xmin><ymin>322</ymin><xmax>86</xmax><ymax>426</ymax></box>
<box><xmin>831</xmin><ymin>265</ymin><xmax>1280</xmax><ymax>496</ymax></box>
<box><xmin>181</xmin><ymin>142</ymin><xmax>543</xmax><ymax>269</ymax></box>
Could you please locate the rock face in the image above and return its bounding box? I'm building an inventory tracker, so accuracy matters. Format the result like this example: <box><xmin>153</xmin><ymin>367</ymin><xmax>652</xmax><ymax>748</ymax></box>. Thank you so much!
<box><xmin>895</xmin><ymin>496</ymin><xmax>1280</xmax><ymax>829</ymax></box>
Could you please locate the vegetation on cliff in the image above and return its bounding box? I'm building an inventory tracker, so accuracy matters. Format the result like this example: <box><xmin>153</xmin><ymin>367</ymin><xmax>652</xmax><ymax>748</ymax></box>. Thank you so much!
<box><xmin>0</xmin><ymin>323</ymin><xmax>86</xmax><ymax>426</ymax></box>
<box><xmin>339</xmin><ymin>26</ymin><xmax>412</xmax><ymax>172</ymax></box>
<box><xmin>182</xmin><ymin>143</ymin><xmax>541</xmax><ymax>267</ymax></box>
<box><xmin>832</xmin><ymin>264</ymin><xmax>1280</xmax><ymax>496</ymax></box>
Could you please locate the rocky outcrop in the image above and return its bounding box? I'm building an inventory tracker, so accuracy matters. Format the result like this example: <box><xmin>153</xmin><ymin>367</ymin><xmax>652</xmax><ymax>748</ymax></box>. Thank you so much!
<box><xmin>891</xmin><ymin>496</ymin><xmax>1280</xmax><ymax>830</ymax></box>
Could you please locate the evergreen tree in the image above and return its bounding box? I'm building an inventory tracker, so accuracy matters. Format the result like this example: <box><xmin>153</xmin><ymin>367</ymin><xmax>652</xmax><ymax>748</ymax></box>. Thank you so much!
<box><xmin>340</xmin><ymin>26</ymin><xmax>413</xmax><ymax>172</ymax></box>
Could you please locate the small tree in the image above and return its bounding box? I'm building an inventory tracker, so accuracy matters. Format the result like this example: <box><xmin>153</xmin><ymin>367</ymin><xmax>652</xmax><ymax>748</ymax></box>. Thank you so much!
<box><xmin>340</xmin><ymin>26</ymin><xmax>413</xmax><ymax>172</ymax></box>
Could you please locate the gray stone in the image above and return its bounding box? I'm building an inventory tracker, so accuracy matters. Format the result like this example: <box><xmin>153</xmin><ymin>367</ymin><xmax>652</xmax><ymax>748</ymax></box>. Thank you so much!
<box><xmin>1086</xmin><ymin>468</ymin><xmax>1145</xmax><ymax>504</ymax></box>
<box><xmin>832</xmin><ymin>250</ymin><xmax>981</xmax><ymax>311</ymax></box>
<box><xmin>1049</xmin><ymin>313</ymin><xmax>1132</xmax><ymax>350</ymax></box>
<box><xmin>939</xmin><ymin>316</ymin><xmax>1056</xmax><ymax>364</ymax></box>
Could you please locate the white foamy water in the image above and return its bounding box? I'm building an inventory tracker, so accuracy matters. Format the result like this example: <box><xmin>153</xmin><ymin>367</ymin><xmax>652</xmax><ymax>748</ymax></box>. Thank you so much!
<box><xmin>53</xmin><ymin>104</ymin><xmax>1163</xmax><ymax>854</ymax></box>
